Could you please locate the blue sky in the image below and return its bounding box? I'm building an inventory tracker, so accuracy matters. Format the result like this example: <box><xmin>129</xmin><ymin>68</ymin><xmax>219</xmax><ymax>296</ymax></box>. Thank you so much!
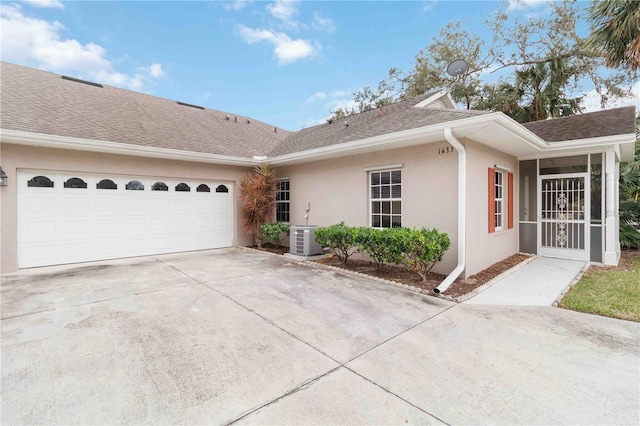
<box><xmin>1</xmin><ymin>0</ymin><xmax>637</xmax><ymax>131</ymax></box>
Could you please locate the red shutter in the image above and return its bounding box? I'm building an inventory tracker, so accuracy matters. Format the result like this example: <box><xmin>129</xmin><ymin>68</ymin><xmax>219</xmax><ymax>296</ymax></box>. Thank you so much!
<box><xmin>508</xmin><ymin>172</ymin><xmax>514</xmax><ymax>229</ymax></box>
<box><xmin>488</xmin><ymin>168</ymin><xmax>495</xmax><ymax>233</ymax></box>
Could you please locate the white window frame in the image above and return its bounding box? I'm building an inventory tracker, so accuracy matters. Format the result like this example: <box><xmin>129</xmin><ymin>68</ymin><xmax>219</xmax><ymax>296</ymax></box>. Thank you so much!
<box><xmin>495</xmin><ymin>170</ymin><xmax>504</xmax><ymax>231</ymax></box>
<box><xmin>275</xmin><ymin>179</ymin><xmax>290</xmax><ymax>223</ymax></box>
<box><xmin>369</xmin><ymin>169</ymin><xmax>402</xmax><ymax>229</ymax></box>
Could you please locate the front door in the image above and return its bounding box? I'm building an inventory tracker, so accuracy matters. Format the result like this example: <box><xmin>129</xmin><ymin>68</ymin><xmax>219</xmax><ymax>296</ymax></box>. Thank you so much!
<box><xmin>538</xmin><ymin>173</ymin><xmax>590</xmax><ymax>261</ymax></box>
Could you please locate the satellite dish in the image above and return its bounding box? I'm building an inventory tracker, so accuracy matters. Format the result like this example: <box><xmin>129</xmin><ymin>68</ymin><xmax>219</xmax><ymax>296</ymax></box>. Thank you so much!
<box><xmin>446</xmin><ymin>59</ymin><xmax>469</xmax><ymax>78</ymax></box>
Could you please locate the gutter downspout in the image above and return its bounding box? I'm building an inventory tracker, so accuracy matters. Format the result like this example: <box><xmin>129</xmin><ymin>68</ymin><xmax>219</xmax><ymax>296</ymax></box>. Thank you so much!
<box><xmin>433</xmin><ymin>128</ymin><xmax>466</xmax><ymax>294</ymax></box>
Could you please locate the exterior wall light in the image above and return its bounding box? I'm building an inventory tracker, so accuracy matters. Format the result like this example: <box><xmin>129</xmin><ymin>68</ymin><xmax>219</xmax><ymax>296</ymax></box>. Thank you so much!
<box><xmin>0</xmin><ymin>167</ymin><xmax>7</xmax><ymax>187</ymax></box>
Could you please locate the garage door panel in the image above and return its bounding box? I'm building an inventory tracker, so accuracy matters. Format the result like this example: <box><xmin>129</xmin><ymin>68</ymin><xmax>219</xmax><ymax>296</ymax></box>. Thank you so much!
<box><xmin>57</xmin><ymin>241</ymin><xmax>91</xmax><ymax>262</ymax></box>
<box><xmin>18</xmin><ymin>171</ymin><xmax>233</xmax><ymax>268</ymax></box>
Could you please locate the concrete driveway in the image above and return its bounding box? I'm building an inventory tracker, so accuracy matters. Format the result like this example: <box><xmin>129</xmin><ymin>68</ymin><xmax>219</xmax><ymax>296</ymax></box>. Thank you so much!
<box><xmin>2</xmin><ymin>248</ymin><xmax>638</xmax><ymax>425</ymax></box>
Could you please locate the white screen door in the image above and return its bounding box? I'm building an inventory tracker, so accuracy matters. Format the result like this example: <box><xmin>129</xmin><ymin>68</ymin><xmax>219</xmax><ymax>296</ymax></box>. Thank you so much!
<box><xmin>538</xmin><ymin>173</ymin><xmax>589</xmax><ymax>261</ymax></box>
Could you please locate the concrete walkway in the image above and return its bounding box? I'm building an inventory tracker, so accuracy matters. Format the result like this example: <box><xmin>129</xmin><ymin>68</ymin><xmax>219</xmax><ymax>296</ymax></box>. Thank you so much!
<box><xmin>465</xmin><ymin>256</ymin><xmax>587</xmax><ymax>306</ymax></box>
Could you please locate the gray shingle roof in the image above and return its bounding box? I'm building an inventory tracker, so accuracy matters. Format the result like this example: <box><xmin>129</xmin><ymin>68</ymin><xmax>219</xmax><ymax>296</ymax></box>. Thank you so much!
<box><xmin>1</xmin><ymin>62</ymin><xmax>636</xmax><ymax>160</ymax></box>
<box><xmin>269</xmin><ymin>94</ymin><xmax>490</xmax><ymax>156</ymax></box>
<box><xmin>522</xmin><ymin>106</ymin><xmax>636</xmax><ymax>142</ymax></box>
<box><xmin>0</xmin><ymin>62</ymin><xmax>289</xmax><ymax>158</ymax></box>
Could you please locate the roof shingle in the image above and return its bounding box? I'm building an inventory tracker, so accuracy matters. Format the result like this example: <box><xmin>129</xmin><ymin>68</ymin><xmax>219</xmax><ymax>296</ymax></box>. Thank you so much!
<box><xmin>0</xmin><ymin>62</ymin><xmax>289</xmax><ymax>158</ymax></box>
<box><xmin>522</xmin><ymin>107</ymin><xmax>636</xmax><ymax>142</ymax></box>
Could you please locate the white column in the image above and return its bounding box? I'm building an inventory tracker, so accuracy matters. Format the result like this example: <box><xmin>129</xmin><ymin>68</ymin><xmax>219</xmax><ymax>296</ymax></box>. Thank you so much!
<box><xmin>615</xmin><ymin>160</ymin><xmax>621</xmax><ymax>254</ymax></box>
<box><xmin>603</xmin><ymin>151</ymin><xmax>618</xmax><ymax>265</ymax></box>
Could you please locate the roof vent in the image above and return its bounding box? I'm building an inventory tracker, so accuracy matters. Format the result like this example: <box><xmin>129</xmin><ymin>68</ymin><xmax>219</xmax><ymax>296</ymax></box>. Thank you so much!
<box><xmin>225</xmin><ymin>114</ymin><xmax>230</xmax><ymax>120</ymax></box>
<box><xmin>327</xmin><ymin>119</ymin><xmax>334</xmax><ymax>124</ymax></box>
<box><xmin>176</xmin><ymin>101</ymin><xmax>205</xmax><ymax>110</ymax></box>
<box><xmin>61</xmin><ymin>75</ymin><xmax>103</xmax><ymax>88</ymax></box>
<box><xmin>344</xmin><ymin>121</ymin><xmax>349</xmax><ymax>128</ymax></box>
<box><xmin>246</xmin><ymin>119</ymin><xmax>251</xmax><ymax>124</ymax></box>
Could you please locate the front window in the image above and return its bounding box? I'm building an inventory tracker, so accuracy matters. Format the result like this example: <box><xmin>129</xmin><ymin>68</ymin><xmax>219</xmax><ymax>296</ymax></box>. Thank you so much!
<box><xmin>494</xmin><ymin>170</ymin><xmax>504</xmax><ymax>230</ymax></box>
<box><xmin>276</xmin><ymin>180</ymin><xmax>290</xmax><ymax>223</ymax></box>
<box><xmin>370</xmin><ymin>170</ymin><xmax>401</xmax><ymax>228</ymax></box>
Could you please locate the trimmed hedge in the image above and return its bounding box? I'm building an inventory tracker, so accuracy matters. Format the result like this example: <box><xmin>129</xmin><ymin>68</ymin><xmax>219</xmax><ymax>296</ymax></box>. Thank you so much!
<box><xmin>315</xmin><ymin>223</ymin><xmax>451</xmax><ymax>281</ymax></box>
<box><xmin>314</xmin><ymin>222</ymin><xmax>359</xmax><ymax>264</ymax></box>
<box><xmin>261</xmin><ymin>222</ymin><xmax>291</xmax><ymax>249</ymax></box>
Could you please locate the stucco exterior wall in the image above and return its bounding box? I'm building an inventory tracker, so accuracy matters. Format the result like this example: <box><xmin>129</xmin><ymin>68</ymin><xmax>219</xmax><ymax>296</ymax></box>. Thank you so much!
<box><xmin>463</xmin><ymin>139</ymin><xmax>519</xmax><ymax>277</ymax></box>
<box><xmin>277</xmin><ymin>142</ymin><xmax>459</xmax><ymax>275</ymax></box>
<box><xmin>0</xmin><ymin>143</ymin><xmax>252</xmax><ymax>273</ymax></box>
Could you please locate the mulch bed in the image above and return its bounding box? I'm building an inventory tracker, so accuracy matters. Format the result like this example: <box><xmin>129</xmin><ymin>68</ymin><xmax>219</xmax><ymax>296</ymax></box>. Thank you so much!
<box><xmin>249</xmin><ymin>244</ymin><xmax>531</xmax><ymax>299</ymax></box>
<box><xmin>315</xmin><ymin>253</ymin><xmax>531</xmax><ymax>298</ymax></box>
<box><xmin>586</xmin><ymin>250</ymin><xmax>640</xmax><ymax>274</ymax></box>
<box><xmin>250</xmin><ymin>243</ymin><xmax>289</xmax><ymax>255</ymax></box>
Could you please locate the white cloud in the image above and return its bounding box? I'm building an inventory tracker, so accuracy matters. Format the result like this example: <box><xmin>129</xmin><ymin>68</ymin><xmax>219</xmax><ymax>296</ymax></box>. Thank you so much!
<box><xmin>312</xmin><ymin>12</ymin><xmax>336</xmax><ymax>33</ymax></box>
<box><xmin>581</xmin><ymin>82</ymin><xmax>640</xmax><ymax>113</ymax></box>
<box><xmin>422</xmin><ymin>1</ymin><xmax>437</xmax><ymax>12</ymax></box>
<box><xmin>237</xmin><ymin>25</ymin><xmax>316</xmax><ymax>64</ymax></box>
<box><xmin>21</xmin><ymin>0</ymin><xmax>64</xmax><ymax>9</ymax></box>
<box><xmin>305</xmin><ymin>91</ymin><xmax>326</xmax><ymax>103</ymax></box>
<box><xmin>148</xmin><ymin>63</ymin><xmax>164</xmax><ymax>78</ymax></box>
<box><xmin>0</xmin><ymin>4</ymin><xmax>163</xmax><ymax>91</ymax></box>
<box><xmin>266</xmin><ymin>0</ymin><xmax>299</xmax><ymax>26</ymax></box>
<box><xmin>507</xmin><ymin>0</ymin><xmax>547</xmax><ymax>12</ymax></box>
<box><xmin>221</xmin><ymin>1</ymin><xmax>251</xmax><ymax>11</ymax></box>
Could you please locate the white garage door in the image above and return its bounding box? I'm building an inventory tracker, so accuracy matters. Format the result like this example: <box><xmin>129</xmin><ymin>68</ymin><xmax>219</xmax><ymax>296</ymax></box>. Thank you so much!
<box><xmin>17</xmin><ymin>170</ymin><xmax>234</xmax><ymax>268</ymax></box>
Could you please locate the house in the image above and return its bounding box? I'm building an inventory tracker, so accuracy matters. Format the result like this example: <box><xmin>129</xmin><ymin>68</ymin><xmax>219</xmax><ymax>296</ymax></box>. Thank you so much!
<box><xmin>1</xmin><ymin>62</ymin><xmax>636</xmax><ymax>288</ymax></box>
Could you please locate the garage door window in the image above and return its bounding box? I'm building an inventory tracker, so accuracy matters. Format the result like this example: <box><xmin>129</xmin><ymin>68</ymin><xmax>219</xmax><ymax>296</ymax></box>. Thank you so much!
<box><xmin>216</xmin><ymin>185</ymin><xmax>229</xmax><ymax>193</ymax></box>
<box><xmin>126</xmin><ymin>180</ymin><xmax>144</xmax><ymax>190</ymax></box>
<box><xmin>97</xmin><ymin>179</ymin><xmax>117</xmax><ymax>190</ymax></box>
<box><xmin>64</xmin><ymin>177</ymin><xmax>87</xmax><ymax>189</ymax></box>
<box><xmin>152</xmin><ymin>182</ymin><xmax>168</xmax><ymax>191</ymax></box>
<box><xmin>197</xmin><ymin>184</ymin><xmax>210</xmax><ymax>192</ymax></box>
<box><xmin>27</xmin><ymin>176</ymin><xmax>54</xmax><ymax>188</ymax></box>
<box><xmin>176</xmin><ymin>183</ymin><xmax>190</xmax><ymax>192</ymax></box>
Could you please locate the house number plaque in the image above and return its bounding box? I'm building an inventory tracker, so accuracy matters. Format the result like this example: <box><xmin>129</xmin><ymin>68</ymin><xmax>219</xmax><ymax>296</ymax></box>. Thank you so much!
<box><xmin>438</xmin><ymin>146</ymin><xmax>454</xmax><ymax>155</ymax></box>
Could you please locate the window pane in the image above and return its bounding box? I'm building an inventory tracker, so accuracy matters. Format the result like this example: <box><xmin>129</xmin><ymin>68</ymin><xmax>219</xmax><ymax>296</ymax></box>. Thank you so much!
<box><xmin>371</xmin><ymin>186</ymin><xmax>380</xmax><ymax>199</ymax></box>
<box><xmin>495</xmin><ymin>201</ymin><xmax>502</xmax><ymax>213</ymax></box>
<box><xmin>371</xmin><ymin>172</ymin><xmax>380</xmax><ymax>185</ymax></box>
<box><xmin>391</xmin><ymin>170</ymin><xmax>401</xmax><ymax>184</ymax></box>
<box><xmin>215</xmin><ymin>185</ymin><xmax>229</xmax><ymax>193</ymax></box>
<box><xmin>495</xmin><ymin>171</ymin><xmax>502</xmax><ymax>185</ymax></box>
<box><xmin>392</xmin><ymin>216</ymin><xmax>402</xmax><ymax>227</ymax></box>
<box><xmin>126</xmin><ymin>180</ymin><xmax>144</xmax><ymax>190</ymax></box>
<box><xmin>197</xmin><ymin>184</ymin><xmax>210</xmax><ymax>192</ymax></box>
<box><xmin>372</xmin><ymin>201</ymin><xmax>381</xmax><ymax>214</ymax></box>
<box><xmin>381</xmin><ymin>171</ymin><xmax>391</xmax><ymax>185</ymax></box>
<box><xmin>176</xmin><ymin>183</ymin><xmax>191</xmax><ymax>192</ymax></box>
<box><xmin>391</xmin><ymin>184</ymin><xmax>401</xmax><ymax>198</ymax></box>
<box><xmin>382</xmin><ymin>216</ymin><xmax>391</xmax><ymax>228</ymax></box>
<box><xmin>152</xmin><ymin>182</ymin><xmax>168</xmax><ymax>191</ymax></box>
<box><xmin>382</xmin><ymin>201</ymin><xmax>390</xmax><ymax>214</ymax></box>
<box><xmin>392</xmin><ymin>201</ymin><xmax>401</xmax><ymax>214</ymax></box>
<box><xmin>97</xmin><ymin>179</ymin><xmax>117</xmax><ymax>190</ymax></box>
<box><xmin>381</xmin><ymin>186</ymin><xmax>390</xmax><ymax>199</ymax></box>
<box><xmin>28</xmin><ymin>176</ymin><xmax>54</xmax><ymax>188</ymax></box>
<box><xmin>64</xmin><ymin>177</ymin><xmax>87</xmax><ymax>189</ymax></box>
<box><xmin>372</xmin><ymin>215</ymin><xmax>381</xmax><ymax>227</ymax></box>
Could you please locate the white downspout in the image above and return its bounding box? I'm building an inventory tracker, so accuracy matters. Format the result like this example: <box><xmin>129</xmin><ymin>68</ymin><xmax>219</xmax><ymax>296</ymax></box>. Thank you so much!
<box><xmin>433</xmin><ymin>128</ymin><xmax>466</xmax><ymax>294</ymax></box>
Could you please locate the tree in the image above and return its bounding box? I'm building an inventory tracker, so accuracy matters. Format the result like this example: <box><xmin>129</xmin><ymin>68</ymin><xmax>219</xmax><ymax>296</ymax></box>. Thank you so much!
<box><xmin>337</xmin><ymin>0</ymin><xmax>635</xmax><ymax>117</ymax></box>
<box><xmin>586</xmin><ymin>0</ymin><xmax>640</xmax><ymax>72</ymax></box>
<box><xmin>392</xmin><ymin>21</ymin><xmax>490</xmax><ymax>109</ymax></box>
<box><xmin>240</xmin><ymin>164</ymin><xmax>277</xmax><ymax>248</ymax></box>
<box><xmin>329</xmin><ymin>79</ymin><xmax>394</xmax><ymax>121</ymax></box>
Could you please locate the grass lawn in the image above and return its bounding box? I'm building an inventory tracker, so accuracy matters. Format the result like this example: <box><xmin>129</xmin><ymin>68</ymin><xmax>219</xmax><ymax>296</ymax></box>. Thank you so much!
<box><xmin>559</xmin><ymin>251</ymin><xmax>640</xmax><ymax>322</ymax></box>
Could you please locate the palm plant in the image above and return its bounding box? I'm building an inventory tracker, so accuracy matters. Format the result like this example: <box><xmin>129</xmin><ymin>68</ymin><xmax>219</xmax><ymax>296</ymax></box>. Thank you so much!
<box><xmin>240</xmin><ymin>164</ymin><xmax>277</xmax><ymax>248</ymax></box>
<box><xmin>586</xmin><ymin>0</ymin><xmax>640</xmax><ymax>71</ymax></box>
<box><xmin>513</xmin><ymin>59</ymin><xmax>582</xmax><ymax>123</ymax></box>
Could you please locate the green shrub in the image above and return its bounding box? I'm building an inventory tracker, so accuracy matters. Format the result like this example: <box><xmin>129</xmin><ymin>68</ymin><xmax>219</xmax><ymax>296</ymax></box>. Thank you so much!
<box><xmin>261</xmin><ymin>222</ymin><xmax>291</xmax><ymax>249</ymax></box>
<box><xmin>314</xmin><ymin>222</ymin><xmax>359</xmax><ymax>264</ymax></box>
<box><xmin>355</xmin><ymin>227</ymin><xmax>404</xmax><ymax>271</ymax></box>
<box><xmin>395</xmin><ymin>227</ymin><xmax>451</xmax><ymax>281</ymax></box>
